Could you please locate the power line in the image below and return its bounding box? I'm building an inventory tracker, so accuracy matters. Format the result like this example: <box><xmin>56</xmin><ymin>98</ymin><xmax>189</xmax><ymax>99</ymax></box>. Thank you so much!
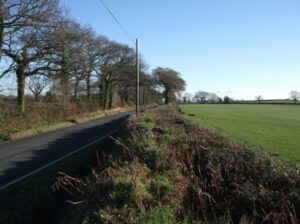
<box><xmin>99</xmin><ymin>0</ymin><xmax>139</xmax><ymax>116</ymax></box>
<box><xmin>99</xmin><ymin>0</ymin><xmax>135</xmax><ymax>45</ymax></box>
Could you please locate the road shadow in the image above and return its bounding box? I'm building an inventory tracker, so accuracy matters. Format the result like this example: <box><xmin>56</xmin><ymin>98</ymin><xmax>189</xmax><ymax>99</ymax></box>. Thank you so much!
<box><xmin>0</xmin><ymin>113</ymin><xmax>129</xmax><ymax>189</ymax></box>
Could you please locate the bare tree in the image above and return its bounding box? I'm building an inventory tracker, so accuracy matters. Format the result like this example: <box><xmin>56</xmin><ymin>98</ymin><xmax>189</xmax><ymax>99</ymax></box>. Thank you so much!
<box><xmin>152</xmin><ymin>67</ymin><xmax>186</xmax><ymax>104</ymax></box>
<box><xmin>182</xmin><ymin>92</ymin><xmax>193</xmax><ymax>103</ymax></box>
<box><xmin>0</xmin><ymin>0</ymin><xmax>60</xmax><ymax>54</ymax></box>
<box><xmin>0</xmin><ymin>0</ymin><xmax>60</xmax><ymax>112</ymax></box>
<box><xmin>194</xmin><ymin>90</ymin><xmax>209</xmax><ymax>103</ymax></box>
<box><xmin>28</xmin><ymin>75</ymin><xmax>47</xmax><ymax>101</ymax></box>
<box><xmin>81</xmin><ymin>30</ymin><xmax>102</xmax><ymax>104</ymax></box>
<box><xmin>117</xmin><ymin>57</ymin><xmax>149</xmax><ymax>106</ymax></box>
<box><xmin>255</xmin><ymin>95</ymin><xmax>263</xmax><ymax>104</ymax></box>
<box><xmin>139</xmin><ymin>72</ymin><xmax>158</xmax><ymax>105</ymax></box>
<box><xmin>0</xmin><ymin>1</ymin><xmax>173</xmax><ymax>115</ymax></box>
<box><xmin>94</xmin><ymin>41</ymin><xmax>136</xmax><ymax>109</ymax></box>
<box><xmin>44</xmin><ymin>19</ymin><xmax>89</xmax><ymax>106</ymax></box>
<box><xmin>91</xmin><ymin>37</ymin><xmax>111</xmax><ymax>108</ymax></box>
<box><xmin>207</xmin><ymin>92</ymin><xmax>219</xmax><ymax>103</ymax></box>
<box><xmin>289</xmin><ymin>91</ymin><xmax>299</xmax><ymax>104</ymax></box>
<box><xmin>2</xmin><ymin>30</ymin><xmax>52</xmax><ymax>111</ymax></box>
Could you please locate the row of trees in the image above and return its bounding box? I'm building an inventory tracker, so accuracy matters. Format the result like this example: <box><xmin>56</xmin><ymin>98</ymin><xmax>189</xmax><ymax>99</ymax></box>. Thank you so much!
<box><xmin>255</xmin><ymin>91</ymin><xmax>299</xmax><ymax>104</ymax></box>
<box><xmin>182</xmin><ymin>91</ymin><xmax>228</xmax><ymax>104</ymax></box>
<box><xmin>182</xmin><ymin>91</ymin><xmax>300</xmax><ymax>105</ymax></box>
<box><xmin>0</xmin><ymin>0</ymin><xmax>186</xmax><ymax>113</ymax></box>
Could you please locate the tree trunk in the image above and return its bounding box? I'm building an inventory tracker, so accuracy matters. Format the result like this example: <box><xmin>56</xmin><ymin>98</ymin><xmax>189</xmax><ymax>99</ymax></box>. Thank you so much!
<box><xmin>124</xmin><ymin>85</ymin><xmax>130</xmax><ymax>104</ymax></box>
<box><xmin>74</xmin><ymin>79</ymin><xmax>80</xmax><ymax>102</ymax></box>
<box><xmin>99</xmin><ymin>82</ymin><xmax>103</xmax><ymax>107</ymax></box>
<box><xmin>60</xmin><ymin>75</ymin><xmax>69</xmax><ymax>106</ymax></box>
<box><xmin>164</xmin><ymin>90</ymin><xmax>169</xmax><ymax>104</ymax></box>
<box><xmin>102</xmin><ymin>80</ymin><xmax>109</xmax><ymax>110</ymax></box>
<box><xmin>16</xmin><ymin>66</ymin><xmax>26</xmax><ymax>113</ymax></box>
<box><xmin>108</xmin><ymin>83</ymin><xmax>113</xmax><ymax>109</ymax></box>
<box><xmin>86</xmin><ymin>74</ymin><xmax>92</xmax><ymax>103</ymax></box>
<box><xmin>98</xmin><ymin>75</ymin><xmax>106</xmax><ymax>109</ymax></box>
<box><xmin>74</xmin><ymin>86</ymin><xmax>78</xmax><ymax>102</ymax></box>
<box><xmin>34</xmin><ymin>93</ymin><xmax>39</xmax><ymax>102</ymax></box>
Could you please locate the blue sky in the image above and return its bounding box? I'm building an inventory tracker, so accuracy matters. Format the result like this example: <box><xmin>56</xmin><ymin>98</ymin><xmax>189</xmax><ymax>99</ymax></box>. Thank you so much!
<box><xmin>61</xmin><ymin>0</ymin><xmax>300</xmax><ymax>99</ymax></box>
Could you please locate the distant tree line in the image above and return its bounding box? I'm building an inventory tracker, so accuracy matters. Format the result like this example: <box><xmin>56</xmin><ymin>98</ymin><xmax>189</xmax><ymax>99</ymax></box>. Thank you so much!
<box><xmin>181</xmin><ymin>90</ymin><xmax>300</xmax><ymax>105</ymax></box>
<box><xmin>0</xmin><ymin>0</ymin><xmax>186</xmax><ymax>113</ymax></box>
<box><xmin>253</xmin><ymin>91</ymin><xmax>299</xmax><ymax>105</ymax></box>
<box><xmin>181</xmin><ymin>91</ymin><xmax>233</xmax><ymax>104</ymax></box>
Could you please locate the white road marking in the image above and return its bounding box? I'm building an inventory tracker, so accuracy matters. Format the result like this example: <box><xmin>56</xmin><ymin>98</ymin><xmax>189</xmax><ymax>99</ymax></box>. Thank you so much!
<box><xmin>0</xmin><ymin>129</ymin><xmax>118</xmax><ymax>191</ymax></box>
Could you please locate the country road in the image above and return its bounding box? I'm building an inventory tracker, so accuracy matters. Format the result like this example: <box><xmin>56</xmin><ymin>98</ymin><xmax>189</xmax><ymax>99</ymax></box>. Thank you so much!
<box><xmin>0</xmin><ymin>111</ymin><xmax>131</xmax><ymax>190</ymax></box>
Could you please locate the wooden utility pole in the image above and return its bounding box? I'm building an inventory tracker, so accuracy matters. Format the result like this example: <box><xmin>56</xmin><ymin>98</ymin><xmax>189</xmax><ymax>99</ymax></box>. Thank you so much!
<box><xmin>0</xmin><ymin>0</ymin><xmax>4</xmax><ymax>55</ymax></box>
<box><xmin>136</xmin><ymin>38</ymin><xmax>140</xmax><ymax>115</ymax></box>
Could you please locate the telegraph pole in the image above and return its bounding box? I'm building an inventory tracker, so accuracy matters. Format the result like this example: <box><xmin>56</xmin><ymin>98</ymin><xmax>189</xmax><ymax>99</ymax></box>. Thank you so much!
<box><xmin>99</xmin><ymin>0</ymin><xmax>139</xmax><ymax>114</ymax></box>
<box><xmin>136</xmin><ymin>38</ymin><xmax>140</xmax><ymax>115</ymax></box>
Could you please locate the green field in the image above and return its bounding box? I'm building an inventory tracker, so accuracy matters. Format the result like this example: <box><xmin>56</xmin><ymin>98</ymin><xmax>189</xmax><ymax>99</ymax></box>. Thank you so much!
<box><xmin>180</xmin><ymin>104</ymin><xmax>300</xmax><ymax>164</ymax></box>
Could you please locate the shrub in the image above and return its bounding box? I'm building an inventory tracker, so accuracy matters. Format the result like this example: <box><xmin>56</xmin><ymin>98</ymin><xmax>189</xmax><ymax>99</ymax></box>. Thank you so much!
<box><xmin>139</xmin><ymin>205</ymin><xmax>177</xmax><ymax>224</ymax></box>
<box><xmin>149</xmin><ymin>173</ymin><xmax>171</xmax><ymax>197</ymax></box>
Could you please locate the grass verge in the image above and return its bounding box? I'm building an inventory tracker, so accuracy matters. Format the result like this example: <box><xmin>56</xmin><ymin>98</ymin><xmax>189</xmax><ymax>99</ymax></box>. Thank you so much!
<box><xmin>2</xmin><ymin>107</ymin><xmax>132</xmax><ymax>142</ymax></box>
<box><xmin>53</xmin><ymin>106</ymin><xmax>300</xmax><ymax>223</ymax></box>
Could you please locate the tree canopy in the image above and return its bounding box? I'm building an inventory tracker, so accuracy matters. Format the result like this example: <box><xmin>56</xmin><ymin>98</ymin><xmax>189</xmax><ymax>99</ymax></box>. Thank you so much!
<box><xmin>0</xmin><ymin>1</ymin><xmax>187</xmax><ymax>112</ymax></box>
<box><xmin>152</xmin><ymin>67</ymin><xmax>186</xmax><ymax>104</ymax></box>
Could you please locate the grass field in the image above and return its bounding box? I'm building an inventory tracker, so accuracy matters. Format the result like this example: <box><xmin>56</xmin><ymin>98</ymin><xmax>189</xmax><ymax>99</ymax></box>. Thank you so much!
<box><xmin>180</xmin><ymin>104</ymin><xmax>300</xmax><ymax>164</ymax></box>
<box><xmin>236</xmin><ymin>99</ymin><xmax>300</xmax><ymax>104</ymax></box>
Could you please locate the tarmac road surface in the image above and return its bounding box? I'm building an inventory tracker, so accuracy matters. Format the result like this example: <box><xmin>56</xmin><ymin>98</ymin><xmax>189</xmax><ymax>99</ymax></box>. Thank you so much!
<box><xmin>0</xmin><ymin>111</ymin><xmax>131</xmax><ymax>191</ymax></box>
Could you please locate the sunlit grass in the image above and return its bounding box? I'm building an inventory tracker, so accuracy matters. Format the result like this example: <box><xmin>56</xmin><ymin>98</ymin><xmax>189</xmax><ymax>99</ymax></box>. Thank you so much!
<box><xmin>181</xmin><ymin>104</ymin><xmax>300</xmax><ymax>164</ymax></box>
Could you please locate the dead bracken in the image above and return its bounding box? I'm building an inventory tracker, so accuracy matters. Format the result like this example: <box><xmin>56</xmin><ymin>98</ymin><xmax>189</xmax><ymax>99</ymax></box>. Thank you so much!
<box><xmin>54</xmin><ymin>106</ymin><xmax>300</xmax><ymax>223</ymax></box>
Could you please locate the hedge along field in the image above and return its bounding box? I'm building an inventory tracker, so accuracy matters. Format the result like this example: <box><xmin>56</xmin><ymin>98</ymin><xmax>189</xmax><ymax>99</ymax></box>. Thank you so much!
<box><xmin>180</xmin><ymin>104</ymin><xmax>300</xmax><ymax>164</ymax></box>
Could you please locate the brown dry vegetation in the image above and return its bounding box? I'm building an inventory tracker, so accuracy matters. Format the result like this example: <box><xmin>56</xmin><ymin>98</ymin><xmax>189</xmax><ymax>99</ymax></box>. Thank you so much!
<box><xmin>0</xmin><ymin>101</ymin><xmax>130</xmax><ymax>142</ymax></box>
<box><xmin>54</xmin><ymin>106</ymin><xmax>300</xmax><ymax>223</ymax></box>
